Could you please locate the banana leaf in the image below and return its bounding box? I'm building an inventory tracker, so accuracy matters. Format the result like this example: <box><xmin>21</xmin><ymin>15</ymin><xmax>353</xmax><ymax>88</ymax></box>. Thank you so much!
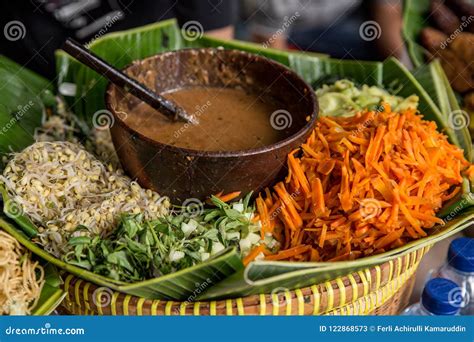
<box><xmin>289</xmin><ymin>55</ymin><xmax>384</xmax><ymax>85</ymax></box>
<box><xmin>412</xmin><ymin>60</ymin><xmax>472</xmax><ymax>161</ymax></box>
<box><xmin>0</xmin><ymin>57</ymin><xmax>53</xmax><ymax>96</ymax></box>
<box><xmin>118</xmin><ymin>249</ymin><xmax>243</xmax><ymax>299</ymax></box>
<box><xmin>32</xmin><ymin>263</ymin><xmax>67</xmax><ymax>315</ymax></box>
<box><xmin>402</xmin><ymin>0</ymin><xmax>473</xmax><ymax>147</ymax></box>
<box><xmin>402</xmin><ymin>0</ymin><xmax>431</xmax><ymax>68</ymax></box>
<box><xmin>413</xmin><ymin>62</ymin><xmax>450</xmax><ymax>116</ymax></box>
<box><xmin>33</xmin><ymin>283</ymin><xmax>66</xmax><ymax>315</ymax></box>
<box><xmin>412</xmin><ymin>60</ymin><xmax>474</xmax><ymax>211</ymax></box>
<box><xmin>438</xmin><ymin>178</ymin><xmax>474</xmax><ymax>218</ymax></box>
<box><xmin>437</xmin><ymin>62</ymin><xmax>473</xmax><ymax>162</ymax></box>
<box><xmin>0</xmin><ymin>56</ymin><xmax>52</xmax><ymax>156</ymax></box>
<box><xmin>192</xmin><ymin>35</ymin><xmax>327</xmax><ymax>65</ymax></box>
<box><xmin>199</xmin><ymin>209</ymin><xmax>474</xmax><ymax>300</ymax></box>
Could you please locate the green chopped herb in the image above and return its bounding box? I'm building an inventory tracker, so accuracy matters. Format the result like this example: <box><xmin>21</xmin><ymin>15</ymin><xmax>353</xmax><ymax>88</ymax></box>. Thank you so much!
<box><xmin>63</xmin><ymin>193</ymin><xmax>278</xmax><ymax>282</ymax></box>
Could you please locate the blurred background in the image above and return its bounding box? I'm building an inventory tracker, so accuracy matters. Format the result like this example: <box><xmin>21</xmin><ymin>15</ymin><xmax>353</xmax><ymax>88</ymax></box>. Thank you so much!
<box><xmin>0</xmin><ymin>0</ymin><xmax>408</xmax><ymax>79</ymax></box>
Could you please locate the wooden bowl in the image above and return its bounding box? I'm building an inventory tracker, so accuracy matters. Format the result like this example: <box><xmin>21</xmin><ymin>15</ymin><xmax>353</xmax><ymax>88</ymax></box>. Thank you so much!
<box><xmin>106</xmin><ymin>48</ymin><xmax>318</xmax><ymax>203</ymax></box>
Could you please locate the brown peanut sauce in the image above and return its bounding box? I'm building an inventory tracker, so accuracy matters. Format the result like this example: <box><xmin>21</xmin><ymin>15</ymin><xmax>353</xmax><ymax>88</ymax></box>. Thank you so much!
<box><xmin>124</xmin><ymin>87</ymin><xmax>285</xmax><ymax>151</ymax></box>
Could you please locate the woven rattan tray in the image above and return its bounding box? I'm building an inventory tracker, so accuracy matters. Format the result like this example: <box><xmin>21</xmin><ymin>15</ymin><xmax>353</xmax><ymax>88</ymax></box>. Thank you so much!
<box><xmin>60</xmin><ymin>246</ymin><xmax>429</xmax><ymax>315</ymax></box>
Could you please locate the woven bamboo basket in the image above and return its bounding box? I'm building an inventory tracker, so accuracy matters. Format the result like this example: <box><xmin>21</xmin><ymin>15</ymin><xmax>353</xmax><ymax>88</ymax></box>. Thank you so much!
<box><xmin>60</xmin><ymin>245</ymin><xmax>429</xmax><ymax>316</ymax></box>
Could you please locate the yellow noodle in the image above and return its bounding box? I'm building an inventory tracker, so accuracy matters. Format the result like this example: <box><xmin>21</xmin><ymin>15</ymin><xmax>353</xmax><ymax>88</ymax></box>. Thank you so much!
<box><xmin>0</xmin><ymin>231</ymin><xmax>44</xmax><ymax>315</ymax></box>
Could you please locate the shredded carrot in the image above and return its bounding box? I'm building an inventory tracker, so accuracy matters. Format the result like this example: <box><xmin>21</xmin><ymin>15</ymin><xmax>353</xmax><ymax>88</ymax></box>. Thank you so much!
<box><xmin>319</xmin><ymin>224</ymin><xmax>328</xmax><ymax>248</ymax></box>
<box><xmin>214</xmin><ymin>191</ymin><xmax>241</xmax><ymax>203</ymax></box>
<box><xmin>256</xmin><ymin>196</ymin><xmax>270</xmax><ymax>239</ymax></box>
<box><xmin>243</xmin><ymin>244</ymin><xmax>266</xmax><ymax>266</ymax></box>
<box><xmin>312</xmin><ymin>178</ymin><xmax>327</xmax><ymax>217</ymax></box>
<box><xmin>264</xmin><ymin>245</ymin><xmax>311</xmax><ymax>261</ymax></box>
<box><xmin>258</xmin><ymin>103</ymin><xmax>470</xmax><ymax>261</ymax></box>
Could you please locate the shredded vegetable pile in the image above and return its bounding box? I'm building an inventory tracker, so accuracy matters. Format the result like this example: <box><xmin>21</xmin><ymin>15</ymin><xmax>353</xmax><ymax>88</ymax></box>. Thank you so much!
<box><xmin>256</xmin><ymin>104</ymin><xmax>471</xmax><ymax>261</ymax></box>
<box><xmin>0</xmin><ymin>230</ymin><xmax>44</xmax><ymax>315</ymax></box>
<box><xmin>1</xmin><ymin>141</ymin><xmax>169</xmax><ymax>257</ymax></box>
<box><xmin>34</xmin><ymin>98</ymin><xmax>119</xmax><ymax>167</ymax></box>
<box><xmin>316</xmin><ymin>79</ymin><xmax>419</xmax><ymax>117</ymax></box>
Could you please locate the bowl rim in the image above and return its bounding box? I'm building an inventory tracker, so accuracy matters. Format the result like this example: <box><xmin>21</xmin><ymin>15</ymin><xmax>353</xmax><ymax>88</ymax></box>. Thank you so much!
<box><xmin>105</xmin><ymin>47</ymin><xmax>318</xmax><ymax>158</ymax></box>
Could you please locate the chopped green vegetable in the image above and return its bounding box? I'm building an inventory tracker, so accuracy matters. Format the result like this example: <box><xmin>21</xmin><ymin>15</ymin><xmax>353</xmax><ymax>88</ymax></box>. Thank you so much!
<box><xmin>63</xmin><ymin>193</ymin><xmax>278</xmax><ymax>282</ymax></box>
<box><xmin>316</xmin><ymin>79</ymin><xmax>419</xmax><ymax>117</ymax></box>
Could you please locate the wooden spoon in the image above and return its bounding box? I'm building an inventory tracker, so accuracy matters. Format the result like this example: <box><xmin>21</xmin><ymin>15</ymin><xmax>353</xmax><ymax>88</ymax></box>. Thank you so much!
<box><xmin>62</xmin><ymin>39</ymin><xmax>197</xmax><ymax>124</ymax></box>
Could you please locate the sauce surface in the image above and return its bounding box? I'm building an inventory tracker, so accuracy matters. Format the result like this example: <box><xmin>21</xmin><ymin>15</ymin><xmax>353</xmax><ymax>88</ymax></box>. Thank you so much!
<box><xmin>125</xmin><ymin>87</ymin><xmax>285</xmax><ymax>151</ymax></box>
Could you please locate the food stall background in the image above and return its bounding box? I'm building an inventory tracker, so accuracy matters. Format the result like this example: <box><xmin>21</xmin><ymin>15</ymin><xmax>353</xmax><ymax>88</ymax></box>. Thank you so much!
<box><xmin>0</xmin><ymin>0</ymin><xmax>410</xmax><ymax>78</ymax></box>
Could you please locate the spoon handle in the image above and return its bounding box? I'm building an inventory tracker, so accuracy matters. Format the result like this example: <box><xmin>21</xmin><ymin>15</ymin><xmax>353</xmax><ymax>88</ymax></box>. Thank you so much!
<box><xmin>62</xmin><ymin>39</ymin><xmax>196</xmax><ymax>124</ymax></box>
